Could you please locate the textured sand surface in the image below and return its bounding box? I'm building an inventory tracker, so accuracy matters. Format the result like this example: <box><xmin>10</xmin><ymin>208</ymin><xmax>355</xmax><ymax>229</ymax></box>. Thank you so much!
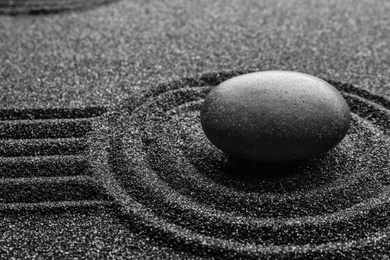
<box><xmin>1</xmin><ymin>1</ymin><xmax>390</xmax><ymax>259</ymax></box>
<box><xmin>1</xmin><ymin>0</ymin><xmax>389</xmax><ymax>108</ymax></box>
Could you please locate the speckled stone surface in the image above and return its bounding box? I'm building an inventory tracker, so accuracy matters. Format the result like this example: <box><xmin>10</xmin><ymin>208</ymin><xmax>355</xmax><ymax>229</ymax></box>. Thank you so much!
<box><xmin>1</xmin><ymin>1</ymin><xmax>390</xmax><ymax>259</ymax></box>
<box><xmin>0</xmin><ymin>0</ymin><xmax>119</xmax><ymax>14</ymax></box>
<box><xmin>201</xmin><ymin>71</ymin><xmax>351</xmax><ymax>163</ymax></box>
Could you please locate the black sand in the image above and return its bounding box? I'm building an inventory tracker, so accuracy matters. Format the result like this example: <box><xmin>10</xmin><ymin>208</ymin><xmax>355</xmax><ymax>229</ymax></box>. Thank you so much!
<box><xmin>1</xmin><ymin>1</ymin><xmax>390</xmax><ymax>259</ymax></box>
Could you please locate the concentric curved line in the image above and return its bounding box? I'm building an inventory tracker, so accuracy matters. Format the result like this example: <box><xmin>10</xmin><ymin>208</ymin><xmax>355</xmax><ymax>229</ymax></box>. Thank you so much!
<box><xmin>98</xmin><ymin>72</ymin><xmax>390</xmax><ymax>258</ymax></box>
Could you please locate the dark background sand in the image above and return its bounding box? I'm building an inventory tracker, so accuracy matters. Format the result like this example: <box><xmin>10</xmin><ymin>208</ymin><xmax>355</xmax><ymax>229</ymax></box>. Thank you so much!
<box><xmin>1</xmin><ymin>0</ymin><xmax>390</xmax><ymax>259</ymax></box>
<box><xmin>1</xmin><ymin>0</ymin><xmax>390</xmax><ymax>108</ymax></box>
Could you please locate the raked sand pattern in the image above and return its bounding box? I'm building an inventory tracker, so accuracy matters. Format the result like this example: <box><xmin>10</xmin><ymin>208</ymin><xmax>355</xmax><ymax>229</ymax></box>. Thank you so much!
<box><xmin>1</xmin><ymin>71</ymin><xmax>389</xmax><ymax>258</ymax></box>
<box><xmin>96</xmin><ymin>71</ymin><xmax>390</xmax><ymax>259</ymax></box>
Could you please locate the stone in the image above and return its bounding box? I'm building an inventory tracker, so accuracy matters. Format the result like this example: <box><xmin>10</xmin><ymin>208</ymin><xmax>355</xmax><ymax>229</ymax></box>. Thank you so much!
<box><xmin>200</xmin><ymin>71</ymin><xmax>351</xmax><ymax>163</ymax></box>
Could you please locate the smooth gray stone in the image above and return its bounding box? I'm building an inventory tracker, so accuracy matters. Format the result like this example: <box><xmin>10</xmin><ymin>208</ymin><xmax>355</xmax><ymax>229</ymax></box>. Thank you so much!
<box><xmin>200</xmin><ymin>71</ymin><xmax>351</xmax><ymax>164</ymax></box>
